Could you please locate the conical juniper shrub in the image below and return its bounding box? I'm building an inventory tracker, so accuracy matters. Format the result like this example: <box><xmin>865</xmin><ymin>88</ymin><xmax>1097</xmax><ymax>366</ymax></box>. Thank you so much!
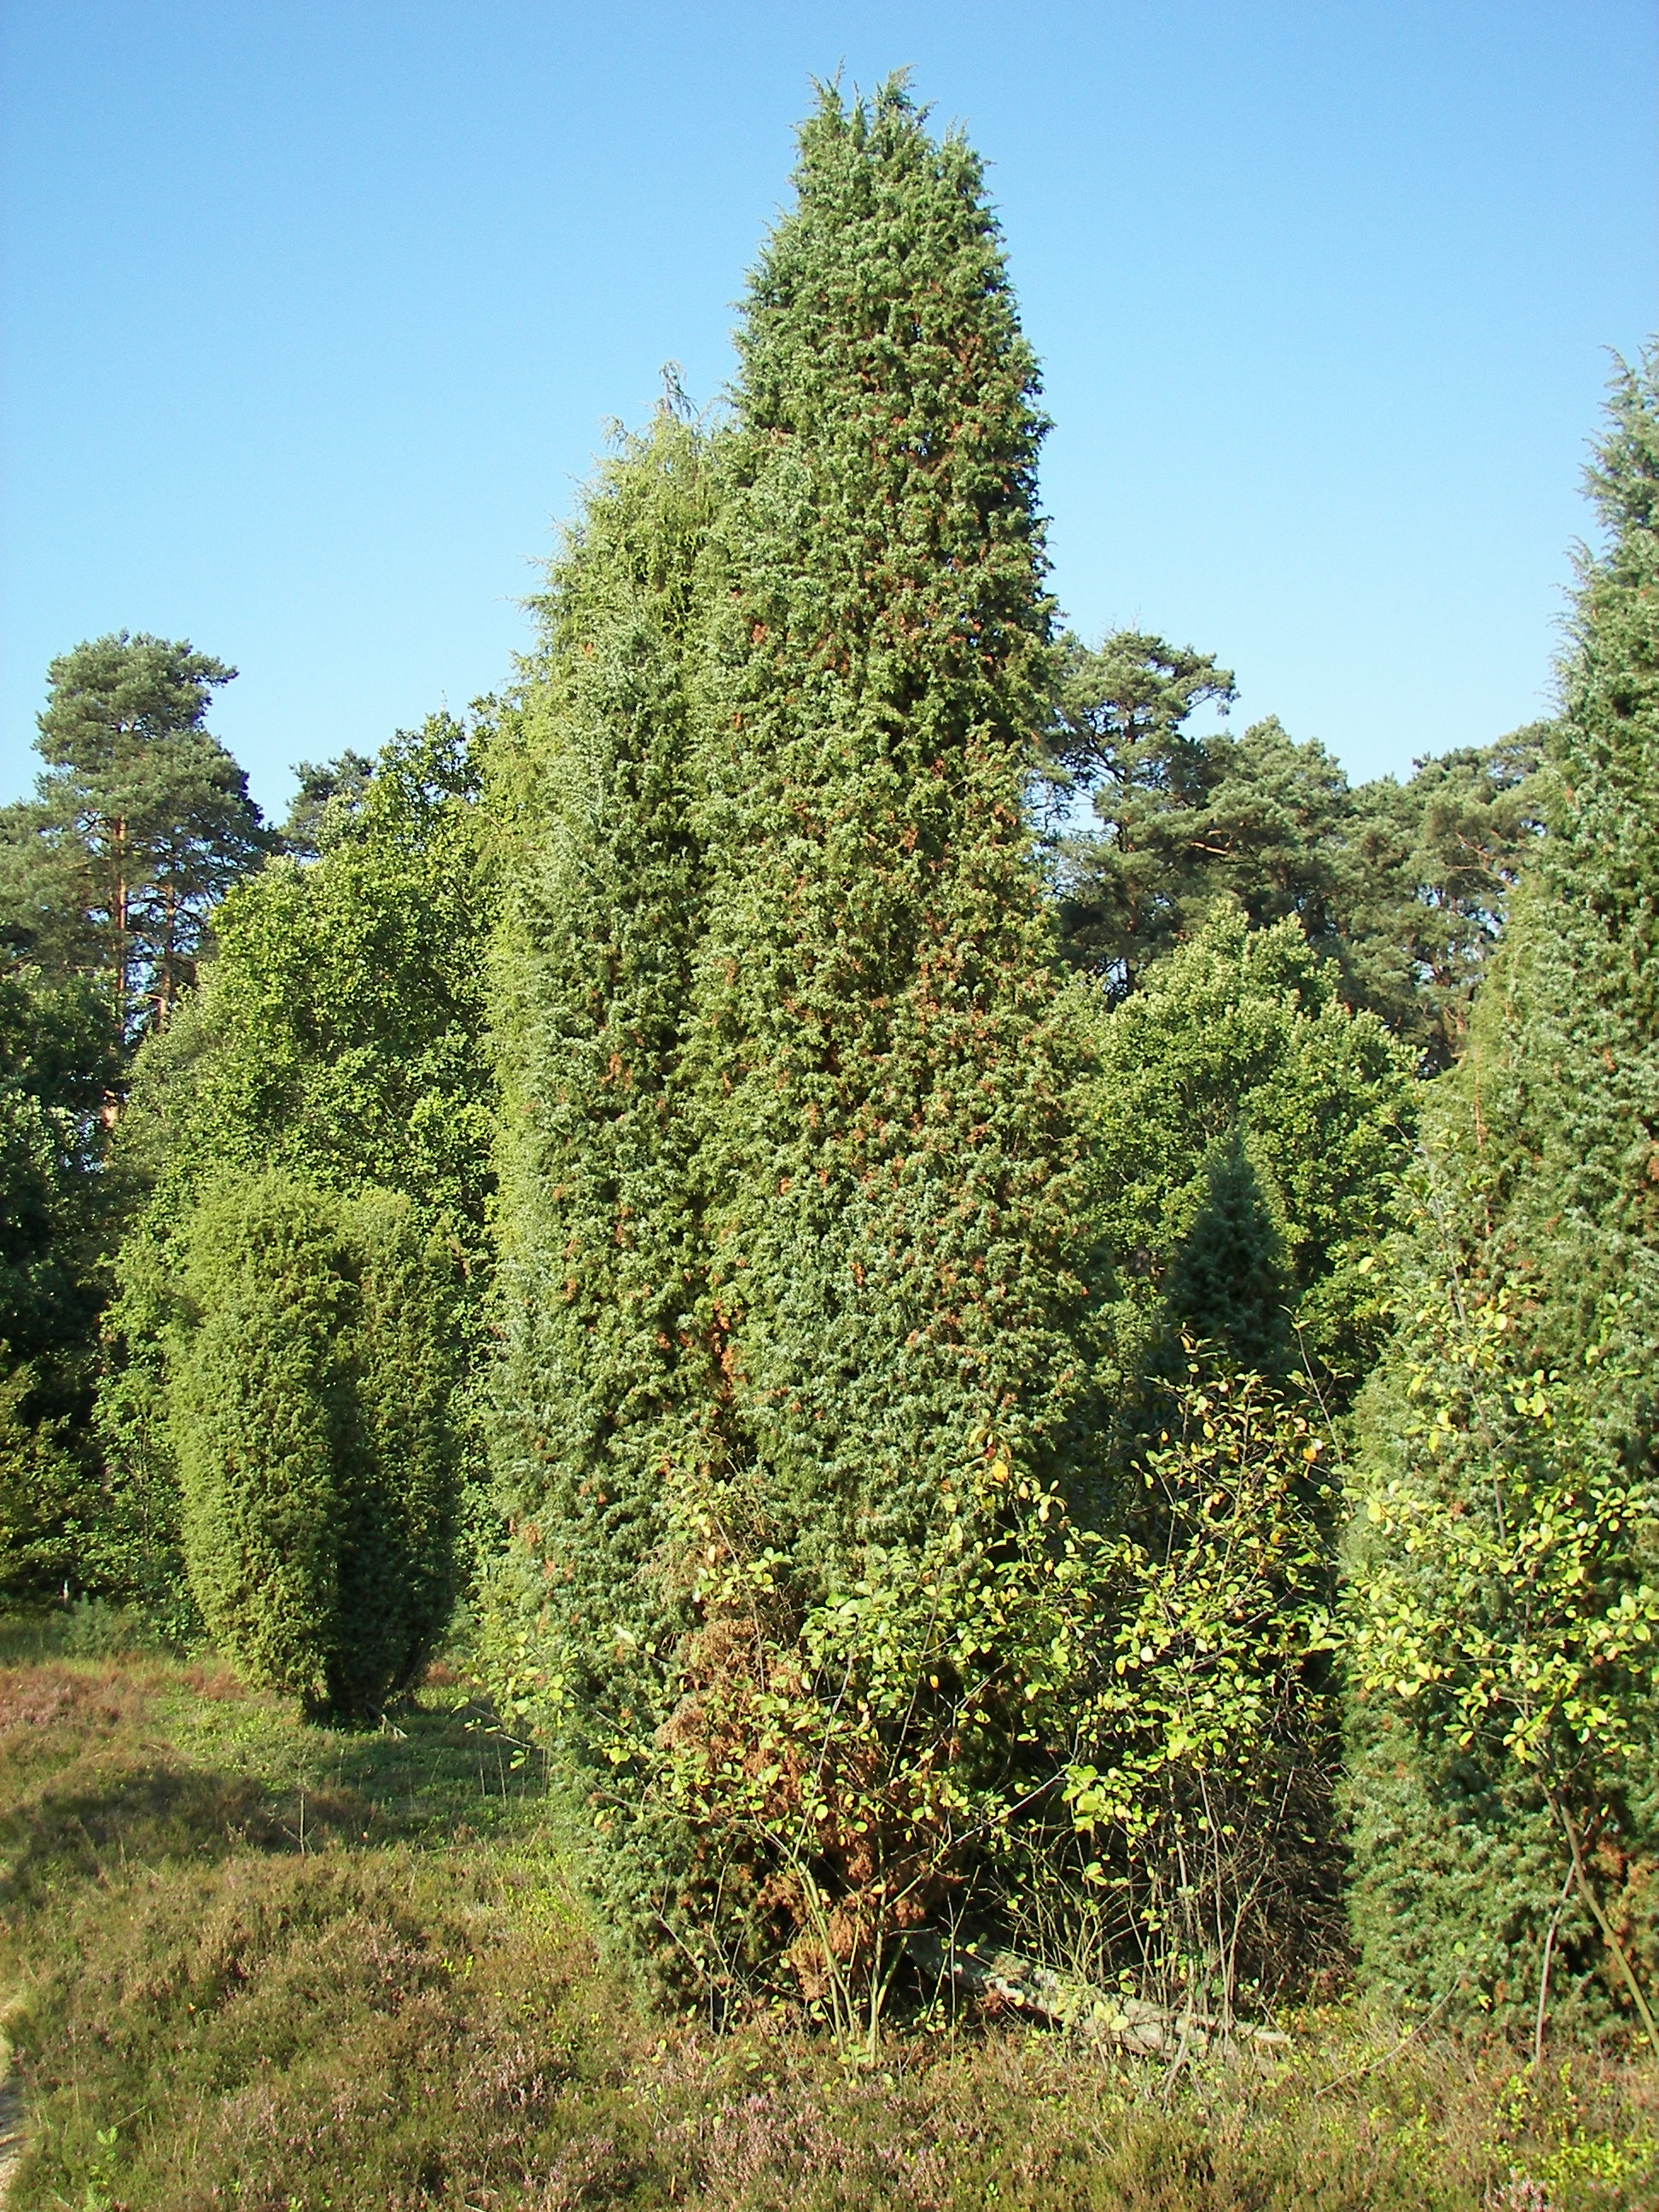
<box><xmin>650</xmin><ymin>84</ymin><xmax>1108</xmax><ymax>2002</ymax></box>
<box><xmin>168</xmin><ymin>1172</ymin><xmax>463</xmax><ymax>1722</ymax></box>
<box><xmin>480</xmin><ymin>415</ymin><xmax>730</xmax><ymax>1948</ymax></box>
<box><xmin>1347</xmin><ymin>348</ymin><xmax>1659</xmax><ymax>2041</ymax></box>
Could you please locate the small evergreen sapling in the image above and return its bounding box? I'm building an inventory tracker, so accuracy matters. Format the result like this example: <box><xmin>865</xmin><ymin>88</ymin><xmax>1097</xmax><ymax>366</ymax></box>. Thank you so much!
<box><xmin>1084</xmin><ymin>905</ymin><xmax>1415</xmax><ymax>1410</ymax></box>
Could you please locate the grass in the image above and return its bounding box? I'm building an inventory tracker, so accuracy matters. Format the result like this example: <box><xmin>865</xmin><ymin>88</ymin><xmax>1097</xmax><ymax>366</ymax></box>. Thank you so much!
<box><xmin>0</xmin><ymin>1617</ymin><xmax>1656</xmax><ymax>2210</ymax></box>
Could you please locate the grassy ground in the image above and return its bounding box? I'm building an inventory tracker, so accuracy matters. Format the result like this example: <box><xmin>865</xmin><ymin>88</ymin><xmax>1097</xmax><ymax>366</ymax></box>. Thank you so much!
<box><xmin>1</xmin><ymin>1618</ymin><xmax>1656</xmax><ymax>2210</ymax></box>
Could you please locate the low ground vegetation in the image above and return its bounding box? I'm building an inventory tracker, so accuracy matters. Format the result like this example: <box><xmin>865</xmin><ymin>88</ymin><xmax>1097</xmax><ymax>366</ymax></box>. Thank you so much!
<box><xmin>1</xmin><ymin>1629</ymin><xmax>1655</xmax><ymax>2212</ymax></box>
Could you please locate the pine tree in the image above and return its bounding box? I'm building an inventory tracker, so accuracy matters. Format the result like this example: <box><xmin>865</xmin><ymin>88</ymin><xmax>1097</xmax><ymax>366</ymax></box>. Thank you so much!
<box><xmin>1046</xmin><ymin>630</ymin><xmax>1544</xmax><ymax>1068</ymax></box>
<box><xmin>1348</xmin><ymin>346</ymin><xmax>1659</xmax><ymax>2040</ymax></box>
<box><xmin>0</xmin><ymin>633</ymin><xmax>268</xmax><ymax>1037</ymax></box>
<box><xmin>664</xmin><ymin>80</ymin><xmax>1102</xmax><ymax>1990</ymax></box>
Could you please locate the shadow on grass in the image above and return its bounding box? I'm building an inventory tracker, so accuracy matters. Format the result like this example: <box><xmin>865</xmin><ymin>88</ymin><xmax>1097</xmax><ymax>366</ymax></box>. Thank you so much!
<box><xmin>315</xmin><ymin>1693</ymin><xmax>552</xmax><ymax>1842</ymax></box>
<box><xmin>0</xmin><ymin>1761</ymin><xmax>384</xmax><ymax>1908</ymax></box>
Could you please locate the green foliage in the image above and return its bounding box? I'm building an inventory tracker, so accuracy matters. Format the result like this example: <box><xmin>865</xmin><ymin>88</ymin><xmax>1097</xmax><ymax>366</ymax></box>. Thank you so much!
<box><xmin>276</xmin><ymin>746</ymin><xmax>376</xmax><ymax>859</ymax></box>
<box><xmin>544</xmin><ymin>1355</ymin><xmax>1338</xmax><ymax>2021</ymax></box>
<box><xmin>0</xmin><ymin>963</ymin><xmax>124</xmax><ymax>1598</ymax></box>
<box><xmin>0</xmin><ymin>635</ymin><xmax>271</xmax><ymax>1603</ymax></box>
<box><xmin>484</xmin><ymin>406</ymin><xmax>721</xmax><ymax>1923</ymax></box>
<box><xmin>101</xmin><ymin>708</ymin><xmax>495</xmax><ymax>1624</ymax></box>
<box><xmin>487</xmin><ymin>81</ymin><xmax>1104</xmax><ymax>1990</ymax></box>
<box><xmin>166</xmin><ymin>1172</ymin><xmax>461</xmax><ymax>1720</ymax></box>
<box><xmin>1339</xmin><ymin>728</ymin><xmax>1545</xmax><ymax>1063</ymax></box>
<box><xmin>688</xmin><ymin>79</ymin><xmax>1097</xmax><ymax>1554</ymax></box>
<box><xmin>1048</xmin><ymin>629</ymin><xmax>1542</xmax><ymax>1067</ymax></box>
<box><xmin>0</xmin><ymin>632</ymin><xmax>268</xmax><ymax>1038</ymax></box>
<box><xmin>1056</xmin><ymin>1354</ymin><xmax>1343</xmax><ymax>2006</ymax></box>
<box><xmin>0</xmin><ymin>964</ymin><xmax>119</xmax><ymax>1368</ymax></box>
<box><xmin>1083</xmin><ymin>905</ymin><xmax>1416</xmax><ymax>1405</ymax></box>
<box><xmin>1348</xmin><ymin>345</ymin><xmax>1659</xmax><ymax>2041</ymax></box>
<box><xmin>114</xmin><ymin>707</ymin><xmax>495</xmax><ymax>1229</ymax></box>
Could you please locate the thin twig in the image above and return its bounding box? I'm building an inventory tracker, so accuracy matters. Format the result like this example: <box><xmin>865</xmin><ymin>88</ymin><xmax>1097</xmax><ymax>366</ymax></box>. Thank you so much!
<box><xmin>1556</xmin><ymin>1800</ymin><xmax>1659</xmax><ymax>2057</ymax></box>
<box><xmin>1312</xmin><ymin>1986</ymin><xmax>1453</xmax><ymax>2100</ymax></box>
<box><xmin>1534</xmin><ymin>1860</ymin><xmax>1575</xmax><ymax>2071</ymax></box>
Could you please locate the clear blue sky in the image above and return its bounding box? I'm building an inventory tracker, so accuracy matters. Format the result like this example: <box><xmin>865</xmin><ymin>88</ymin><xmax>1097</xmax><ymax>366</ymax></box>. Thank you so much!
<box><xmin>3</xmin><ymin>1</ymin><xmax>1653</xmax><ymax>819</ymax></box>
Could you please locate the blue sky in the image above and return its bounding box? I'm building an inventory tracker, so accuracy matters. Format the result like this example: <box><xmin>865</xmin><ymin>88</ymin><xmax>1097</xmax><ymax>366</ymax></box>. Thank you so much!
<box><xmin>3</xmin><ymin>1</ymin><xmax>1653</xmax><ymax>819</ymax></box>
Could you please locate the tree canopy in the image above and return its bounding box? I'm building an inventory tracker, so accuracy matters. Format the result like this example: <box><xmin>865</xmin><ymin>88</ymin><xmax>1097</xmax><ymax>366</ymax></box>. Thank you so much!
<box><xmin>0</xmin><ymin>633</ymin><xmax>269</xmax><ymax>1039</ymax></box>
<box><xmin>1047</xmin><ymin>630</ymin><xmax>1543</xmax><ymax>1068</ymax></box>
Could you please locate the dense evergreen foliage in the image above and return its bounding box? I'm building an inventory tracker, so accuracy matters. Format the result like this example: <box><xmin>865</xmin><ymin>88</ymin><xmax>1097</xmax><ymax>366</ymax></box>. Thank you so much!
<box><xmin>484</xmin><ymin>410</ymin><xmax>721</xmax><ymax>1935</ymax></box>
<box><xmin>690</xmin><ymin>84</ymin><xmax>1099</xmax><ymax>1546</ymax></box>
<box><xmin>167</xmin><ymin>1171</ymin><xmax>461</xmax><ymax>1720</ymax></box>
<box><xmin>1348</xmin><ymin>347</ymin><xmax>1659</xmax><ymax>2041</ymax></box>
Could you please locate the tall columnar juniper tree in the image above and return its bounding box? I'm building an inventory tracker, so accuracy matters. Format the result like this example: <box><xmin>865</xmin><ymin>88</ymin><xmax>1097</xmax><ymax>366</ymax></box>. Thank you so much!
<box><xmin>489</xmin><ymin>83</ymin><xmax>1105</xmax><ymax>1992</ymax></box>
<box><xmin>677</xmin><ymin>82</ymin><xmax>1107</xmax><ymax>1987</ymax></box>
<box><xmin>689</xmin><ymin>81</ymin><xmax>1100</xmax><ymax>1558</ymax></box>
<box><xmin>484</xmin><ymin>413</ymin><xmax>724</xmax><ymax>1923</ymax></box>
<box><xmin>1348</xmin><ymin>346</ymin><xmax>1659</xmax><ymax>2041</ymax></box>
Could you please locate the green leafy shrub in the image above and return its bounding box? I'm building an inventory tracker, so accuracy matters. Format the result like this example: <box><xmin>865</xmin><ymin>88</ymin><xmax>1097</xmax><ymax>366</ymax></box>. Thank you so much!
<box><xmin>1054</xmin><ymin>1351</ymin><xmax>1344</xmax><ymax>2010</ymax></box>
<box><xmin>578</xmin><ymin>1351</ymin><xmax>1340</xmax><ymax>2022</ymax></box>
<box><xmin>166</xmin><ymin>1172</ymin><xmax>461</xmax><ymax>1720</ymax></box>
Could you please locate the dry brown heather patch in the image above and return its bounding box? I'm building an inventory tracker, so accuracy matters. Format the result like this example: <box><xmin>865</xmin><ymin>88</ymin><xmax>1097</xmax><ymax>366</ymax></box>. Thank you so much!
<box><xmin>0</xmin><ymin>1642</ymin><xmax>1655</xmax><ymax>2210</ymax></box>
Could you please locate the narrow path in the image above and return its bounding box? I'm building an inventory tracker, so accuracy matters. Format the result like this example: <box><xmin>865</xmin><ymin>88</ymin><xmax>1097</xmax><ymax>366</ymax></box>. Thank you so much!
<box><xmin>0</xmin><ymin>2026</ymin><xmax>22</xmax><ymax>2205</ymax></box>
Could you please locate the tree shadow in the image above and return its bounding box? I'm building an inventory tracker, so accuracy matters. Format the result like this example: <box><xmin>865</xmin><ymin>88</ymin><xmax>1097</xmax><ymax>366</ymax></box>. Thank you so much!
<box><xmin>1162</xmin><ymin>1128</ymin><xmax>1292</xmax><ymax>1376</ymax></box>
<box><xmin>0</xmin><ymin>1762</ymin><xmax>378</xmax><ymax>1909</ymax></box>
